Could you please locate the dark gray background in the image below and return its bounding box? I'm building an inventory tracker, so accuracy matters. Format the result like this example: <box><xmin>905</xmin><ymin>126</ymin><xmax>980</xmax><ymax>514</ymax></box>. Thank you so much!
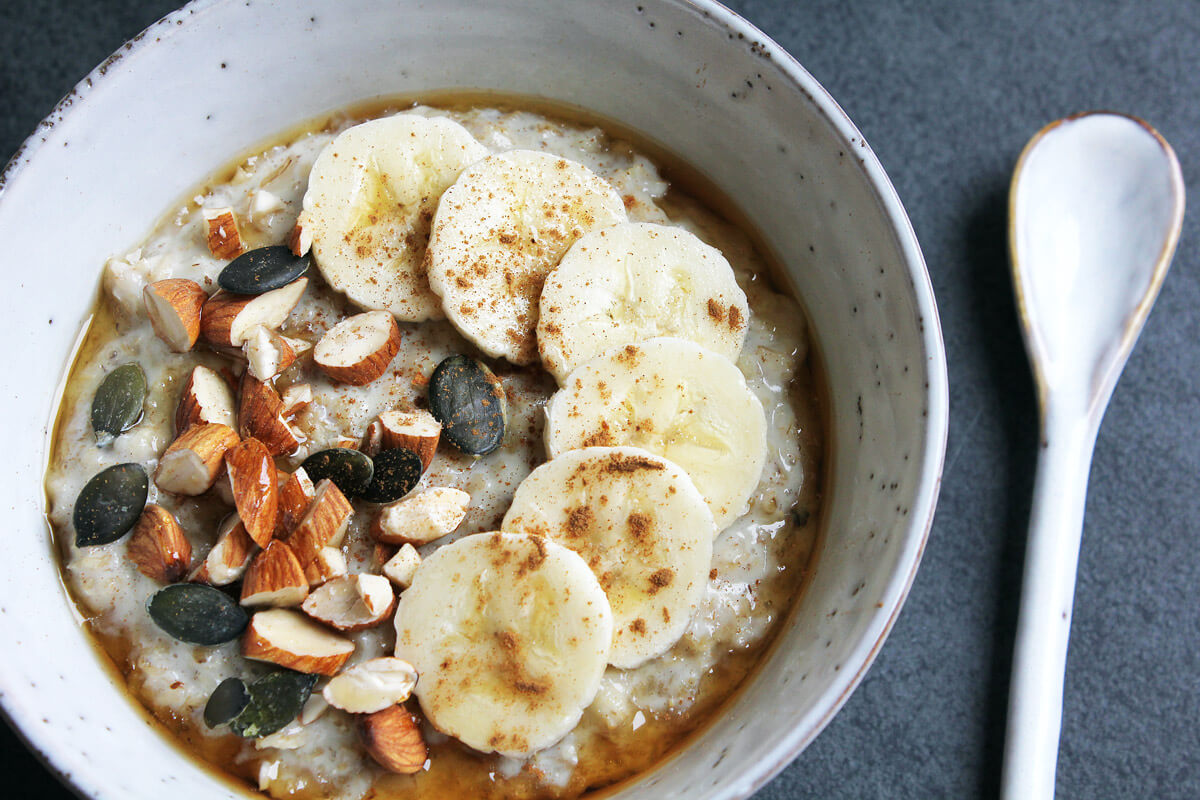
<box><xmin>3</xmin><ymin>1</ymin><xmax>1197</xmax><ymax>798</ymax></box>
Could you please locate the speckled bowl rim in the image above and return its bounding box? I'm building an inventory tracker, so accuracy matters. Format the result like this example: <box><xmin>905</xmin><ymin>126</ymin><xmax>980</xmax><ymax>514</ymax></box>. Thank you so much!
<box><xmin>0</xmin><ymin>1</ymin><xmax>948</xmax><ymax>798</ymax></box>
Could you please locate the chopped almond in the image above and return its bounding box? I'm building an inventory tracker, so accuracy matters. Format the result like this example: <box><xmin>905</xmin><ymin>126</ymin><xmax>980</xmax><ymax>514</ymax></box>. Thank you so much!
<box><xmin>382</xmin><ymin>544</ymin><xmax>422</xmax><ymax>590</ymax></box>
<box><xmin>154</xmin><ymin>422</ymin><xmax>241</xmax><ymax>495</ymax></box>
<box><xmin>360</xmin><ymin>705</ymin><xmax>426</xmax><ymax>774</ymax></box>
<box><xmin>126</xmin><ymin>504</ymin><xmax>192</xmax><ymax>583</ymax></box>
<box><xmin>377</xmin><ymin>409</ymin><xmax>441</xmax><ymax>469</ymax></box>
<box><xmin>285</xmin><ymin>479</ymin><xmax>353</xmax><ymax>567</ymax></box>
<box><xmin>288</xmin><ymin>220</ymin><xmax>312</xmax><ymax>257</ymax></box>
<box><xmin>301</xmin><ymin>574</ymin><xmax>395</xmax><ymax>632</ymax></box>
<box><xmin>249</xmin><ymin>189</ymin><xmax>285</xmax><ymax>221</ymax></box>
<box><xmin>242</xmin><ymin>608</ymin><xmax>354</xmax><ymax>676</ymax></box>
<box><xmin>241</xmin><ymin>541</ymin><xmax>309</xmax><ymax>607</ymax></box>
<box><xmin>304</xmin><ymin>546</ymin><xmax>348</xmax><ymax>588</ymax></box>
<box><xmin>239</xmin><ymin>372</ymin><xmax>302</xmax><ymax>456</ymax></box>
<box><xmin>280</xmin><ymin>383</ymin><xmax>313</xmax><ymax>419</ymax></box>
<box><xmin>190</xmin><ymin>514</ymin><xmax>257</xmax><ymax>586</ymax></box>
<box><xmin>313</xmin><ymin>311</ymin><xmax>402</xmax><ymax>385</ymax></box>
<box><xmin>274</xmin><ymin>468</ymin><xmax>316</xmax><ymax>540</ymax></box>
<box><xmin>299</xmin><ymin>693</ymin><xmax>330</xmax><ymax>725</ymax></box>
<box><xmin>175</xmin><ymin>364</ymin><xmax>237</xmax><ymax>433</ymax></box>
<box><xmin>199</xmin><ymin>277</ymin><xmax>307</xmax><ymax>348</ymax></box>
<box><xmin>225</xmin><ymin>438</ymin><xmax>279</xmax><ymax>548</ymax></box>
<box><xmin>203</xmin><ymin>207</ymin><xmax>247</xmax><ymax>259</ymax></box>
<box><xmin>372</xmin><ymin>488</ymin><xmax>470</xmax><ymax>546</ymax></box>
<box><xmin>323</xmin><ymin>658</ymin><xmax>418</xmax><ymax>714</ymax></box>
<box><xmin>144</xmin><ymin>279</ymin><xmax>207</xmax><ymax>352</ymax></box>
<box><xmin>361</xmin><ymin>419</ymin><xmax>384</xmax><ymax>457</ymax></box>
<box><xmin>243</xmin><ymin>325</ymin><xmax>299</xmax><ymax>382</ymax></box>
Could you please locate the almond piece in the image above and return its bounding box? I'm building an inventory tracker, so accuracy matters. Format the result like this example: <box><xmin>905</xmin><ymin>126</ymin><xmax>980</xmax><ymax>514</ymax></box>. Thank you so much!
<box><xmin>282</xmin><ymin>335</ymin><xmax>313</xmax><ymax>359</ymax></box>
<box><xmin>154</xmin><ymin>422</ymin><xmax>241</xmax><ymax>495</ymax></box>
<box><xmin>244</xmin><ymin>325</ymin><xmax>298</xmax><ymax>382</ymax></box>
<box><xmin>285</xmin><ymin>479</ymin><xmax>354</xmax><ymax>568</ymax></box>
<box><xmin>239</xmin><ymin>372</ymin><xmax>302</xmax><ymax>456</ymax></box>
<box><xmin>249</xmin><ymin>189</ymin><xmax>285</xmax><ymax>221</ymax></box>
<box><xmin>203</xmin><ymin>206</ymin><xmax>247</xmax><ymax>259</ymax></box>
<box><xmin>301</xmin><ymin>574</ymin><xmax>396</xmax><ymax>632</ymax></box>
<box><xmin>323</xmin><ymin>658</ymin><xmax>418</xmax><ymax>714</ymax></box>
<box><xmin>377</xmin><ymin>409</ymin><xmax>441</xmax><ymax>469</ymax></box>
<box><xmin>288</xmin><ymin>220</ymin><xmax>312</xmax><ymax>257</ymax></box>
<box><xmin>274</xmin><ymin>468</ymin><xmax>316</xmax><ymax>540</ymax></box>
<box><xmin>382</xmin><ymin>544</ymin><xmax>422</xmax><ymax>590</ymax></box>
<box><xmin>241</xmin><ymin>541</ymin><xmax>309</xmax><ymax>607</ymax></box>
<box><xmin>304</xmin><ymin>546</ymin><xmax>348</xmax><ymax>588</ymax></box>
<box><xmin>190</xmin><ymin>514</ymin><xmax>257</xmax><ymax>586</ymax></box>
<box><xmin>313</xmin><ymin>311</ymin><xmax>402</xmax><ymax>386</ymax></box>
<box><xmin>200</xmin><ymin>277</ymin><xmax>308</xmax><ymax>348</ymax></box>
<box><xmin>360</xmin><ymin>705</ymin><xmax>426</xmax><ymax>774</ymax></box>
<box><xmin>175</xmin><ymin>364</ymin><xmax>237</xmax><ymax>433</ymax></box>
<box><xmin>372</xmin><ymin>488</ymin><xmax>470</xmax><ymax>546</ymax></box>
<box><xmin>242</xmin><ymin>608</ymin><xmax>354</xmax><ymax>676</ymax></box>
<box><xmin>299</xmin><ymin>692</ymin><xmax>330</xmax><ymax>725</ymax></box>
<box><xmin>225</xmin><ymin>438</ymin><xmax>279</xmax><ymax>548</ymax></box>
<box><xmin>126</xmin><ymin>504</ymin><xmax>193</xmax><ymax>583</ymax></box>
<box><xmin>280</xmin><ymin>383</ymin><xmax>313</xmax><ymax>420</ymax></box>
<box><xmin>361</xmin><ymin>419</ymin><xmax>384</xmax><ymax>457</ymax></box>
<box><xmin>144</xmin><ymin>279</ymin><xmax>207</xmax><ymax>352</ymax></box>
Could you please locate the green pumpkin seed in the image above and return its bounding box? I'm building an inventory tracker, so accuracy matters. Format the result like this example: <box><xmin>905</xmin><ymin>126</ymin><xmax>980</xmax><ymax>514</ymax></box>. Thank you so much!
<box><xmin>360</xmin><ymin>447</ymin><xmax>423</xmax><ymax>503</ymax></box>
<box><xmin>204</xmin><ymin>677</ymin><xmax>251</xmax><ymax>728</ymax></box>
<box><xmin>73</xmin><ymin>463</ymin><xmax>149</xmax><ymax>547</ymax></box>
<box><xmin>428</xmin><ymin>355</ymin><xmax>507</xmax><ymax>455</ymax></box>
<box><xmin>91</xmin><ymin>363</ymin><xmax>146</xmax><ymax>443</ymax></box>
<box><xmin>147</xmin><ymin>584</ymin><xmax>249</xmax><ymax>645</ymax></box>
<box><xmin>218</xmin><ymin>246</ymin><xmax>310</xmax><ymax>295</ymax></box>
<box><xmin>230</xmin><ymin>671</ymin><xmax>318</xmax><ymax>739</ymax></box>
<box><xmin>301</xmin><ymin>448</ymin><xmax>374</xmax><ymax>497</ymax></box>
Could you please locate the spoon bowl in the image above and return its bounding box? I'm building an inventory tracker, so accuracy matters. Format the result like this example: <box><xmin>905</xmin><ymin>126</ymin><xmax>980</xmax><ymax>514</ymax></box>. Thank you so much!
<box><xmin>1002</xmin><ymin>112</ymin><xmax>1184</xmax><ymax>800</ymax></box>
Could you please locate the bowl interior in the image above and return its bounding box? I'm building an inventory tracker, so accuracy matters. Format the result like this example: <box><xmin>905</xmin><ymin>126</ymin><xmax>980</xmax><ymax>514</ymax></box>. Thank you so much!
<box><xmin>0</xmin><ymin>1</ymin><xmax>946</xmax><ymax>798</ymax></box>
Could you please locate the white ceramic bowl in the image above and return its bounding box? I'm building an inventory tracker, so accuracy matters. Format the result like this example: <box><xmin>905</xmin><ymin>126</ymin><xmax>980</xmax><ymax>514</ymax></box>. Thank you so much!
<box><xmin>0</xmin><ymin>1</ymin><xmax>947</xmax><ymax>798</ymax></box>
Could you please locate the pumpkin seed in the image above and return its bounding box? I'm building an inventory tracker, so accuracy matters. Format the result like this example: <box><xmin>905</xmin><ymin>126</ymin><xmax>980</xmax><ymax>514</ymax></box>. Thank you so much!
<box><xmin>148</xmin><ymin>583</ymin><xmax>249</xmax><ymax>645</ymax></box>
<box><xmin>73</xmin><ymin>463</ymin><xmax>149</xmax><ymax>547</ymax></box>
<box><xmin>204</xmin><ymin>677</ymin><xmax>250</xmax><ymax>728</ymax></box>
<box><xmin>428</xmin><ymin>355</ymin><xmax>506</xmax><ymax>455</ymax></box>
<box><xmin>217</xmin><ymin>246</ymin><xmax>310</xmax><ymax>295</ymax></box>
<box><xmin>360</xmin><ymin>447</ymin><xmax>423</xmax><ymax>503</ymax></box>
<box><xmin>301</xmin><ymin>447</ymin><xmax>374</xmax><ymax>497</ymax></box>
<box><xmin>230</xmin><ymin>670</ymin><xmax>318</xmax><ymax>739</ymax></box>
<box><xmin>90</xmin><ymin>363</ymin><xmax>146</xmax><ymax>444</ymax></box>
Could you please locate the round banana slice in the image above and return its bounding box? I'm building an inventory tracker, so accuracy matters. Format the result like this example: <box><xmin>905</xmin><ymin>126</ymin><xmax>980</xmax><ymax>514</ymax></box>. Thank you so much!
<box><xmin>299</xmin><ymin>114</ymin><xmax>489</xmax><ymax>321</ymax></box>
<box><xmin>545</xmin><ymin>338</ymin><xmax>767</xmax><ymax>532</ymax></box>
<box><xmin>537</xmin><ymin>222</ymin><xmax>749</xmax><ymax>382</ymax></box>
<box><xmin>425</xmin><ymin>150</ymin><xmax>627</xmax><ymax>365</ymax></box>
<box><xmin>501</xmin><ymin>446</ymin><xmax>714</xmax><ymax>669</ymax></box>
<box><xmin>394</xmin><ymin>532</ymin><xmax>613</xmax><ymax>757</ymax></box>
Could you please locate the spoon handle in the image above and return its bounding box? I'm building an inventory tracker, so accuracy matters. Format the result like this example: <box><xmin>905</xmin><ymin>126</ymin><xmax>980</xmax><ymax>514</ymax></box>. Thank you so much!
<box><xmin>1001</xmin><ymin>417</ymin><xmax>1098</xmax><ymax>800</ymax></box>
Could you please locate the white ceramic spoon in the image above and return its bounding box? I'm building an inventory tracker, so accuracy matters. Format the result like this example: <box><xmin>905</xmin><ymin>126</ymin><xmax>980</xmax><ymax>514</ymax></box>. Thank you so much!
<box><xmin>1002</xmin><ymin>112</ymin><xmax>1184</xmax><ymax>799</ymax></box>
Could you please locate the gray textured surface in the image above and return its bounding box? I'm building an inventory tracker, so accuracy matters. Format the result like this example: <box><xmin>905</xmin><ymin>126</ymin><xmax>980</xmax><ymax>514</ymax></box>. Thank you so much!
<box><xmin>2</xmin><ymin>1</ymin><xmax>1198</xmax><ymax>798</ymax></box>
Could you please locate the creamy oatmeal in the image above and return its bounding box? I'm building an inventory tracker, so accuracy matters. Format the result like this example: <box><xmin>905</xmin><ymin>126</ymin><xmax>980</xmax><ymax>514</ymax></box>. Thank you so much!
<box><xmin>44</xmin><ymin>99</ymin><xmax>823</xmax><ymax>799</ymax></box>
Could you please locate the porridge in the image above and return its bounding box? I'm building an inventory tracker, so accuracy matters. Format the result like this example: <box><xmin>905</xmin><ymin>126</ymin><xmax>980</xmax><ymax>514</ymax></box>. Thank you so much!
<box><xmin>44</xmin><ymin>98</ymin><xmax>823</xmax><ymax>799</ymax></box>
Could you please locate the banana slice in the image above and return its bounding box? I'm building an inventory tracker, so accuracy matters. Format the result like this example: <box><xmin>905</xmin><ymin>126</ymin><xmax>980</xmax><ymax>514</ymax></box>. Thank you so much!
<box><xmin>425</xmin><ymin>150</ymin><xmax>627</xmax><ymax>364</ymax></box>
<box><xmin>501</xmin><ymin>446</ymin><xmax>714</xmax><ymax>669</ymax></box>
<box><xmin>299</xmin><ymin>114</ymin><xmax>489</xmax><ymax>321</ymax></box>
<box><xmin>537</xmin><ymin>222</ymin><xmax>749</xmax><ymax>382</ymax></box>
<box><xmin>544</xmin><ymin>338</ymin><xmax>767</xmax><ymax>532</ymax></box>
<box><xmin>394</xmin><ymin>532</ymin><xmax>612</xmax><ymax>757</ymax></box>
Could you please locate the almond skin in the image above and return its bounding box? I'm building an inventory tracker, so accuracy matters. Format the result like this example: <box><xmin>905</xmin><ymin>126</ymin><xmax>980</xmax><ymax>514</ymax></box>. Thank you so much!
<box><xmin>199</xmin><ymin>278</ymin><xmax>307</xmax><ymax>348</ymax></box>
<box><xmin>143</xmin><ymin>278</ymin><xmax>206</xmax><ymax>352</ymax></box>
<box><xmin>126</xmin><ymin>504</ymin><xmax>192</xmax><ymax>583</ymax></box>
<box><xmin>377</xmin><ymin>409</ymin><xmax>441</xmax><ymax>469</ymax></box>
<box><xmin>284</xmin><ymin>479</ymin><xmax>353</xmax><ymax>567</ymax></box>
<box><xmin>360</xmin><ymin>705</ymin><xmax>426</xmax><ymax>774</ymax></box>
<box><xmin>274</xmin><ymin>468</ymin><xmax>316</xmax><ymax>540</ymax></box>
<box><xmin>242</xmin><ymin>608</ymin><xmax>354</xmax><ymax>676</ymax></box>
<box><xmin>225</xmin><ymin>438</ymin><xmax>279</xmax><ymax>548</ymax></box>
<box><xmin>175</xmin><ymin>364</ymin><xmax>237</xmax><ymax>433</ymax></box>
<box><xmin>154</xmin><ymin>422</ymin><xmax>241</xmax><ymax>495</ymax></box>
<box><xmin>288</xmin><ymin>220</ymin><xmax>311</xmax><ymax>257</ymax></box>
<box><xmin>241</xmin><ymin>540</ymin><xmax>308</xmax><ymax>607</ymax></box>
<box><xmin>203</xmin><ymin>206</ymin><xmax>246</xmax><ymax>260</ymax></box>
<box><xmin>239</xmin><ymin>372</ymin><xmax>302</xmax><ymax>456</ymax></box>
